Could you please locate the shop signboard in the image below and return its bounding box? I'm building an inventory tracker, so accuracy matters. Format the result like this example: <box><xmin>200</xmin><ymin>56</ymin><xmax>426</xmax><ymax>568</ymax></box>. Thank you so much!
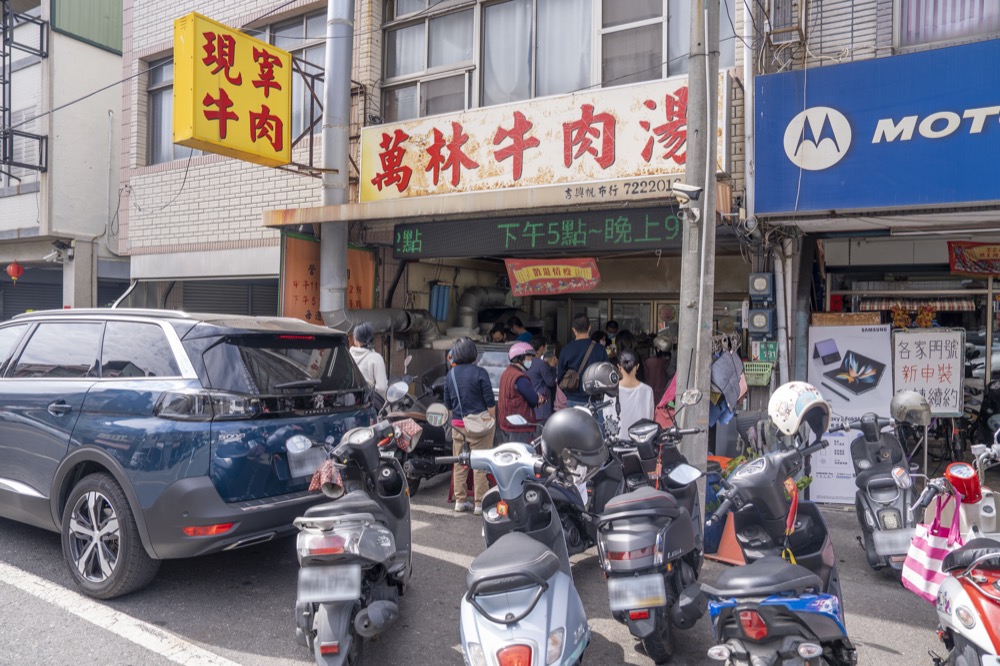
<box><xmin>281</xmin><ymin>234</ymin><xmax>376</xmax><ymax>324</ymax></box>
<box><xmin>173</xmin><ymin>13</ymin><xmax>292</xmax><ymax>167</ymax></box>
<box><xmin>360</xmin><ymin>75</ymin><xmax>731</xmax><ymax>203</ymax></box>
<box><xmin>892</xmin><ymin>328</ymin><xmax>965</xmax><ymax>417</ymax></box>
<box><xmin>807</xmin><ymin>324</ymin><xmax>894</xmax><ymax>504</ymax></box>
<box><xmin>392</xmin><ymin>207</ymin><xmax>681</xmax><ymax>259</ymax></box>
<box><xmin>949</xmin><ymin>241</ymin><xmax>1000</xmax><ymax>277</ymax></box>
<box><xmin>755</xmin><ymin>38</ymin><xmax>1000</xmax><ymax>214</ymax></box>
<box><xmin>504</xmin><ymin>258</ymin><xmax>600</xmax><ymax>297</ymax></box>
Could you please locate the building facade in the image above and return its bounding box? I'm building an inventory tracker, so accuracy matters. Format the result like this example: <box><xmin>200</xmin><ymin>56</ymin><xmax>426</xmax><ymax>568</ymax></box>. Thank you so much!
<box><xmin>0</xmin><ymin>0</ymin><xmax>128</xmax><ymax>318</ymax></box>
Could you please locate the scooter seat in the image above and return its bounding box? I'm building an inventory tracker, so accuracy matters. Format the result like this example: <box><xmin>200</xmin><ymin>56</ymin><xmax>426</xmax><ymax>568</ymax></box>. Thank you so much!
<box><xmin>466</xmin><ymin>532</ymin><xmax>561</xmax><ymax>595</ymax></box>
<box><xmin>703</xmin><ymin>556</ymin><xmax>823</xmax><ymax>598</ymax></box>
<box><xmin>301</xmin><ymin>490</ymin><xmax>384</xmax><ymax>520</ymax></box>
<box><xmin>853</xmin><ymin>466</ymin><xmax>899</xmax><ymax>490</ymax></box>
<box><xmin>942</xmin><ymin>537</ymin><xmax>1000</xmax><ymax>572</ymax></box>
<box><xmin>602</xmin><ymin>486</ymin><xmax>680</xmax><ymax>518</ymax></box>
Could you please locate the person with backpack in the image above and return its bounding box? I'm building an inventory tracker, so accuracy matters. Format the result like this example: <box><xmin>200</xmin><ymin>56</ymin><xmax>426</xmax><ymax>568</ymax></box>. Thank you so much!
<box><xmin>557</xmin><ymin>313</ymin><xmax>608</xmax><ymax>408</ymax></box>
<box><xmin>349</xmin><ymin>322</ymin><xmax>388</xmax><ymax>396</ymax></box>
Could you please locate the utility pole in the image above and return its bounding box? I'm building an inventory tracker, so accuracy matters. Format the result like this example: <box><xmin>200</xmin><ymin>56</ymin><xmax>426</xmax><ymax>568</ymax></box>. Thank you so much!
<box><xmin>319</xmin><ymin>0</ymin><xmax>354</xmax><ymax>321</ymax></box>
<box><xmin>674</xmin><ymin>0</ymin><xmax>720</xmax><ymax>524</ymax></box>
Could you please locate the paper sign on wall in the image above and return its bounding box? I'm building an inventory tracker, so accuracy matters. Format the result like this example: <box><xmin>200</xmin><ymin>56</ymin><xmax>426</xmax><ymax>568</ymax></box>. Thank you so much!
<box><xmin>892</xmin><ymin>328</ymin><xmax>965</xmax><ymax>417</ymax></box>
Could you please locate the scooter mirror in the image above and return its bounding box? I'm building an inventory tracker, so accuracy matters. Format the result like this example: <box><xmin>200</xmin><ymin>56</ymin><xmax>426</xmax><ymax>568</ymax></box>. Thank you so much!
<box><xmin>891</xmin><ymin>466</ymin><xmax>912</xmax><ymax>490</ymax></box>
<box><xmin>680</xmin><ymin>389</ymin><xmax>701</xmax><ymax>406</ymax></box>
<box><xmin>506</xmin><ymin>414</ymin><xmax>529</xmax><ymax>426</ymax></box>
<box><xmin>667</xmin><ymin>463</ymin><xmax>704</xmax><ymax>486</ymax></box>
<box><xmin>386</xmin><ymin>381</ymin><xmax>409</xmax><ymax>403</ymax></box>
<box><xmin>426</xmin><ymin>402</ymin><xmax>450</xmax><ymax>427</ymax></box>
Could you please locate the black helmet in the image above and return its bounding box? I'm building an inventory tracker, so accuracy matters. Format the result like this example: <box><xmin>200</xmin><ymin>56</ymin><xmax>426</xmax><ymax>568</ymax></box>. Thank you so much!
<box><xmin>582</xmin><ymin>361</ymin><xmax>620</xmax><ymax>397</ymax></box>
<box><xmin>541</xmin><ymin>408</ymin><xmax>607</xmax><ymax>474</ymax></box>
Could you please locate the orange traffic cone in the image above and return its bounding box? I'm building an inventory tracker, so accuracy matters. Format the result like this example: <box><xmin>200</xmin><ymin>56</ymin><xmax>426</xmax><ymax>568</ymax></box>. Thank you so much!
<box><xmin>705</xmin><ymin>514</ymin><xmax>746</xmax><ymax>566</ymax></box>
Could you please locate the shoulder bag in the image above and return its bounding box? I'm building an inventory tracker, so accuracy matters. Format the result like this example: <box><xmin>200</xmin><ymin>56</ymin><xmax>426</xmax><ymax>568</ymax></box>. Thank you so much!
<box><xmin>559</xmin><ymin>341</ymin><xmax>596</xmax><ymax>392</ymax></box>
<box><xmin>450</xmin><ymin>368</ymin><xmax>495</xmax><ymax>435</ymax></box>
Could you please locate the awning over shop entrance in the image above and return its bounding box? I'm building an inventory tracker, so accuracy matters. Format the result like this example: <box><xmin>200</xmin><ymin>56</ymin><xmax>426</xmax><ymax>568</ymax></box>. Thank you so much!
<box><xmin>858</xmin><ymin>297</ymin><xmax>977</xmax><ymax>312</ymax></box>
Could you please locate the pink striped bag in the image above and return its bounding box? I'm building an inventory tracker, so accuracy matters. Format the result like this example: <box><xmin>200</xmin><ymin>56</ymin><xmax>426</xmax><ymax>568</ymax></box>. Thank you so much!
<box><xmin>901</xmin><ymin>494</ymin><xmax>964</xmax><ymax>603</ymax></box>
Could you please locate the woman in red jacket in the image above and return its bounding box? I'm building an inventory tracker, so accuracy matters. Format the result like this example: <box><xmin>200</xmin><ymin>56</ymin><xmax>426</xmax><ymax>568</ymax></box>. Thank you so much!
<box><xmin>498</xmin><ymin>342</ymin><xmax>544</xmax><ymax>443</ymax></box>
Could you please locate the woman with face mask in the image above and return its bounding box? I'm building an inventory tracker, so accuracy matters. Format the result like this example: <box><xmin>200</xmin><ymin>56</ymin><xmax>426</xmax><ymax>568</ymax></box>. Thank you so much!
<box><xmin>498</xmin><ymin>341</ymin><xmax>543</xmax><ymax>443</ymax></box>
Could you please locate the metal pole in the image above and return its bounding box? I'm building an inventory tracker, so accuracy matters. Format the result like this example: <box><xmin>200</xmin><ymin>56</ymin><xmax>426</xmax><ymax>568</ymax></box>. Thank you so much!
<box><xmin>675</xmin><ymin>0</ymin><xmax>720</xmax><ymax>525</ymax></box>
<box><xmin>319</xmin><ymin>0</ymin><xmax>355</xmax><ymax>321</ymax></box>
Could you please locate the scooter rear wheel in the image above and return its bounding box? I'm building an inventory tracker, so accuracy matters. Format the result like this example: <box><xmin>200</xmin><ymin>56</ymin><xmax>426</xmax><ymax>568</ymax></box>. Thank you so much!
<box><xmin>641</xmin><ymin>608</ymin><xmax>674</xmax><ymax>664</ymax></box>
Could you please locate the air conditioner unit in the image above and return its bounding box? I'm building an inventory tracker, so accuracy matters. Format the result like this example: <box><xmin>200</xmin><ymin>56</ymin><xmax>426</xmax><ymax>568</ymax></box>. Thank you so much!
<box><xmin>767</xmin><ymin>0</ymin><xmax>807</xmax><ymax>46</ymax></box>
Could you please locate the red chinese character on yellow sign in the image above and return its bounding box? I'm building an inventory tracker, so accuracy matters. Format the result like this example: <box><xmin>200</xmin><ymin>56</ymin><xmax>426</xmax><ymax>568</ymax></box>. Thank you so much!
<box><xmin>493</xmin><ymin>111</ymin><xmax>539</xmax><ymax>181</ymax></box>
<box><xmin>203</xmin><ymin>88</ymin><xmax>239</xmax><ymax>139</ymax></box>
<box><xmin>563</xmin><ymin>104</ymin><xmax>616</xmax><ymax>170</ymax></box>
<box><xmin>640</xmin><ymin>87</ymin><xmax>688</xmax><ymax>165</ymax></box>
<box><xmin>426</xmin><ymin>122</ymin><xmax>479</xmax><ymax>187</ymax></box>
<box><xmin>202</xmin><ymin>31</ymin><xmax>243</xmax><ymax>85</ymax></box>
<box><xmin>371</xmin><ymin>129</ymin><xmax>412</xmax><ymax>192</ymax></box>
<box><xmin>252</xmin><ymin>47</ymin><xmax>283</xmax><ymax>98</ymax></box>
<box><xmin>250</xmin><ymin>105</ymin><xmax>283</xmax><ymax>152</ymax></box>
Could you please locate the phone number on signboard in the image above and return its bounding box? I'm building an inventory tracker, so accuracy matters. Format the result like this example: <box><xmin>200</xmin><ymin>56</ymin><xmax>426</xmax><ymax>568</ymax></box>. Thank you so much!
<box><xmin>622</xmin><ymin>178</ymin><xmax>680</xmax><ymax>196</ymax></box>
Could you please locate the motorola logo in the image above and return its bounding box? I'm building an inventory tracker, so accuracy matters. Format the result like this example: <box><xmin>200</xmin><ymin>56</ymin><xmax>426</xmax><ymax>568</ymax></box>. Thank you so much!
<box><xmin>783</xmin><ymin>107</ymin><xmax>852</xmax><ymax>171</ymax></box>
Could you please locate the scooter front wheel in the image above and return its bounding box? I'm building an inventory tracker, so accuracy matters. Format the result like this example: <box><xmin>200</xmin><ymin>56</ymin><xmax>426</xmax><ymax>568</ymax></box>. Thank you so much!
<box><xmin>641</xmin><ymin>608</ymin><xmax>674</xmax><ymax>664</ymax></box>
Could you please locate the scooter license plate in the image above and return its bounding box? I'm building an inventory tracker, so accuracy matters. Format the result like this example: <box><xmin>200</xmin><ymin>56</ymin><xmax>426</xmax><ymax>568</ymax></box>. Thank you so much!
<box><xmin>298</xmin><ymin>565</ymin><xmax>362</xmax><ymax>603</ymax></box>
<box><xmin>288</xmin><ymin>446</ymin><xmax>328</xmax><ymax>478</ymax></box>
<box><xmin>608</xmin><ymin>574</ymin><xmax>667</xmax><ymax>611</ymax></box>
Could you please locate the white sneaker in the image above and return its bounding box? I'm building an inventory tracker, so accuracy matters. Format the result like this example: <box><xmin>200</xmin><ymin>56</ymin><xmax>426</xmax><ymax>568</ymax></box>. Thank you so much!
<box><xmin>473</xmin><ymin>504</ymin><xmax>483</xmax><ymax>516</ymax></box>
<box><xmin>454</xmin><ymin>501</ymin><xmax>473</xmax><ymax>513</ymax></box>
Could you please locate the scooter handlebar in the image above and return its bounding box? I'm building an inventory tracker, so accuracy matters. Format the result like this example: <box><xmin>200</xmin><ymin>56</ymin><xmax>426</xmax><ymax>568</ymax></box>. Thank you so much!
<box><xmin>708</xmin><ymin>497</ymin><xmax>734</xmax><ymax>526</ymax></box>
<box><xmin>910</xmin><ymin>484</ymin><xmax>941</xmax><ymax>516</ymax></box>
<box><xmin>435</xmin><ymin>455</ymin><xmax>462</xmax><ymax>466</ymax></box>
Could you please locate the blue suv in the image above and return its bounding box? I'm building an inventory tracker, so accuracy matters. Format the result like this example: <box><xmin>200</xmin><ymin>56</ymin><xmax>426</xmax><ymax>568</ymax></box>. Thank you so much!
<box><xmin>0</xmin><ymin>309</ymin><xmax>373</xmax><ymax>598</ymax></box>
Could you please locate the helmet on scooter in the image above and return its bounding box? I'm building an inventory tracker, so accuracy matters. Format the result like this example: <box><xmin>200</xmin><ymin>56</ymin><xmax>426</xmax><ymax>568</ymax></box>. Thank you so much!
<box><xmin>889</xmin><ymin>390</ymin><xmax>931</xmax><ymax>427</ymax></box>
<box><xmin>582</xmin><ymin>361</ymin><xmax>621</xmax><ymax>397</ymax></box>
<box><xmin>768</xmin><ymin>381</ymin><xmax>831</xmax><ymax>444</ymax></box>
<box><xmin>541</xmin><ymin>408</ymin><xmax>607</xmax><ymax>476</ymax></box>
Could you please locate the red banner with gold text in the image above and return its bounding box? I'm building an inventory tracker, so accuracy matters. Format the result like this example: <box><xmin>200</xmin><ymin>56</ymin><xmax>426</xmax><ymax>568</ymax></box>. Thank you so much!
<box><xmin>949</xmin><ymin>241</ymin><xmax>1000</xmax><ymax>277</ymax></box>
<box><xmin>505</xmin><ymin>258</ymin><xmax>600</xmax><ymax>297</ymax></box>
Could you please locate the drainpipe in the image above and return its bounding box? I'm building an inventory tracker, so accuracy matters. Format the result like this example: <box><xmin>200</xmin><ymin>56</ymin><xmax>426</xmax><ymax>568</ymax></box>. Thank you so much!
<box><xmin>319</xmin><ymin>0</ymin><xmax>355</xmax><ymax>323</ymax></box>
<box><xmin>324</xmin><ymin>308</ymin><xmax>439</xmax><ymax>346</ymax></box>
<box><xmin>743</xmin><ymin>0</ymin><xmax>755</xmax><ymax>229</ymax></box>
<box><xmin>773</xmin><ymin>246</ymin><xmax>790</xmax><ymax>385</ymax></box>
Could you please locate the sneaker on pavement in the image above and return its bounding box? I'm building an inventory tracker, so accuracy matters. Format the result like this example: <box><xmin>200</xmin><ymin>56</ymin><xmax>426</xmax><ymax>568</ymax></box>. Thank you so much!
<box><xmin>454</xmin><ymin>501</ymin><xmax>473</xmax><ymax>513</ymax></box>
<box><xmin>473</xmin><ymin>504</ymin><xmax>483</xmax><ymax>516</ymax></box>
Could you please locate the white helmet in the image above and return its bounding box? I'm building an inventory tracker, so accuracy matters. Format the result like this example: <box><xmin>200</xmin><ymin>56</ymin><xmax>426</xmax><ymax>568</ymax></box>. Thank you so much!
<box><xmin>768</xmin><ymin>381</ymin><xmax>831</xmax><ymax>443</ymax></box>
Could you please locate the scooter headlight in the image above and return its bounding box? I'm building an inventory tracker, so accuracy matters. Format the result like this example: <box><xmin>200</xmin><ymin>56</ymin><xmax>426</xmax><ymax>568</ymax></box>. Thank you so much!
<box><xmin>546</xmin><ymin>628</ymin><xmax>564</xmax><ymax>664</ymax></box>
<box><xmin>878</xmin><ymin>508</ymin><xmax>901</xmax><ymax>530</ymax></box>
<box><xmin>955</xmin><ymin>605</ymin><xmax>977</xmax><ymax>629</ymax></box>
<box><xmin>466</xmin><ymin>642</ymin><xmax>487</xmax><ymax>666</ymax></box>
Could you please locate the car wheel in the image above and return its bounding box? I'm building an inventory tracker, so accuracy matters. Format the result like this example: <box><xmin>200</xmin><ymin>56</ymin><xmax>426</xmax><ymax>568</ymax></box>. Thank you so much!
<box><xmin>61</xmin><ymin>473</ymin><xmax>160</xmax><ymax>599</ymax></box>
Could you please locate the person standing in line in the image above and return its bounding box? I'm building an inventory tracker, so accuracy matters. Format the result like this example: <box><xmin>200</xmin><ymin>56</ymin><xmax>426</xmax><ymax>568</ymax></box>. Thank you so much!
<box><xmin>497</xmin><ymin>342</ymin><xmax>543</xmax><ymax>443</ymax></box>
<box><xmin>614</xmin><ymin>329</ymin><xmax>646</xmax><ymax>383</ymax></box>
<box><xmin>508</xmin><ymin>316</ymin><xmax>532</xmax><ymax>342</ymax></box>
<box><xmin>557</xmin><ymin>313</ymin><xmax>609</xmax><ymax>408</ymax></box>
<box><xmin>442</xmin><ymin>337</ymin><xmax>496</xmax><ymax>515</ymax></box>
<box><xmin>644</xmin><ymin>334</ymin><xmax>674</xmax><ymax>405</ymax></box>
<box><xmin>525</xmin><ymin>335</ymin><xmax>557</xmax><ymax>428</ymax></box>
<box><xmin>613</xmin><ymin>349</ymin><xmax>655</xmax><ymax>433</ymax></box>
<box><xmin>349</xmin><ymin>322</ymin><xmax>388</xmax><ymax>396</ymax></box>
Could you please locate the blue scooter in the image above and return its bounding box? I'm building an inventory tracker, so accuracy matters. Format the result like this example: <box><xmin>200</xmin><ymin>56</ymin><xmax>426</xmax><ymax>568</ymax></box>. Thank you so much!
<box><xmin>703</xmin><ymin>435</ymin><xmax>858</xmax><ymax>665</ymax></box>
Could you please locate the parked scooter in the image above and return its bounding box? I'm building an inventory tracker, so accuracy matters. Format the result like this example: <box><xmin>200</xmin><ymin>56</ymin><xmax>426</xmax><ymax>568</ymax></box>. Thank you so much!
<box><xmin>436</xmin><ymin>408</ymin><xmax>603</xmax><ymax>666</ymax></box>
<box><xmin>834</xmin><ymin>390</ymin><xmax>930</xmax><ymax>571</ymax></box>
<box><xmin>293</xmin><ymin>420</ymin><xmax>412</xmax><ymax>665</ymax></box>
<box><xmin>595</xmin><ymin>389</ymin><xmax>707</xmax><ymax>664</ymax></box>
<box><xmin>913</xmin><ymin>429</ymin><xmax>1000</xmax><ymax>543</ymax></box>
<box><xmin>703</xmin><ymin>382</ymin><xmax>858</xmax><ymax>665</ymax></box>
<box><xmin>889</xmin><ymin>464</ymin><xmax>1000</xmax><ymax>664</ymax></box>
<box><xmin>378</xmin><ymin>366</ymin><xmax>452</xmax><ymax>495</ymax></box>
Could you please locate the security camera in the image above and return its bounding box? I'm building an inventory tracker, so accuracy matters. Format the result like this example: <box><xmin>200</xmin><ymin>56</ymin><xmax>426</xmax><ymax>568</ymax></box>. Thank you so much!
<box><xmin>43</xmin><ymin>250</ymin><xmax>61</xmax><ymax>263</ymax></box>
<box><xmin>672</xmin><ymin>182</ymin><xmax>703</xmax><ymax>206</ymax></box>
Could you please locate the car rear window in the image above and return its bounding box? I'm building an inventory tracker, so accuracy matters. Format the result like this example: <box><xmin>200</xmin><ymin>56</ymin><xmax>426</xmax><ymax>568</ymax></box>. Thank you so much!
<box><xmin>201</xmin><ymin>333</ymin><xmax>365</xmax><ymax>397</ymax></box>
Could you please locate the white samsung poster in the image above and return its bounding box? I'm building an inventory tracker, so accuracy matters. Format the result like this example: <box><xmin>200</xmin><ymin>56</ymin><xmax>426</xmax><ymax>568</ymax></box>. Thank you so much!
<box><xmin>807</xmin><ymin>324</ymin><xmax>893</xmax><ymax>504</ymax></box>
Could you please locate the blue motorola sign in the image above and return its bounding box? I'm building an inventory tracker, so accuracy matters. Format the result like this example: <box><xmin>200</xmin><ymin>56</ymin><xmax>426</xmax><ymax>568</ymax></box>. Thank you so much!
<box><xmin>755</xmin><ymin>38</ymin><xmax>1000</xmax><ymax>215</ymax></box>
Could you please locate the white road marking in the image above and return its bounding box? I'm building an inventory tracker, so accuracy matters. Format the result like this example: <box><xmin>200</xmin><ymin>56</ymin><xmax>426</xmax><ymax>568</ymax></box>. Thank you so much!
<box><xmin>0</xmin><ymin>561</ymin><xmax>240</xmax><ymax>666</ymax></box>
<box><xmin>412</xmin><ymin>543</ymin><xmax>475</xmax><ymax>570</ymax></box>
<box><xmin>410</xmin><ymin>502</ymin><xmax>463</xmax><ymax>518</ymax></box>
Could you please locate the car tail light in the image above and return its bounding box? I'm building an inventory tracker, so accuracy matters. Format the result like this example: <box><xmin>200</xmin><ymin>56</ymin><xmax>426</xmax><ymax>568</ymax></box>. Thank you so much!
<box><xmin>155</xmin><ymin>390</ymin><xmax>261</xmax><ymax>421</ymax></box>
<box><xmin>628</xmin><ymin>610</ymin><xmax>650</xmax><ymax>620</ymax></box>
<box><xmin>496</xmin><ymin>644</ymin><xmax>532</xmax><ymax>666</ymax></box>
<box><xmin>279</xmin><ymin>335</ymin><xmax>316</xmax><ymax>341</ymax></box>
<box><xmin>608</xmin><ymin>545</ymin><xmax>655</xmax><ymax>561</ymax></box>
<box><xmin>300</xmin><ymin>534</ymin><xmax>347</xmax><ymax>556</ymax></box>
<box><xmin>182</xmin><ymin>523</ymin><xmax>235</xmax><ymax>537</ymax></box>
<box><xmin>739</xmin><ymin>609</ymin><xmax>768</xmax><ymax>640</ymax></box>
<box><xmin>319</xmin><ymin>642</ymin><xmax>339</xmax><ymax>655</ymax></box>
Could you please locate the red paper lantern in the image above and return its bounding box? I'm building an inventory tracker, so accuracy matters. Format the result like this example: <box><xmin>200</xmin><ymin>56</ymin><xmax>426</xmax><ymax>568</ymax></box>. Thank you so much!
<box><xmin>6</xmin><ymin>261</ymin><xmax>24</xmax><ymax>284</ymax></box>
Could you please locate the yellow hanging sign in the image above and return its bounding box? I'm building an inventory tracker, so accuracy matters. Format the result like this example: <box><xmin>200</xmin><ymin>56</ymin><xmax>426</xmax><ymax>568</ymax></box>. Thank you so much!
<box><xmin>173</xmin><ymin>12</ymin><xmax>292</xmax><ymax>167</ymax></box>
